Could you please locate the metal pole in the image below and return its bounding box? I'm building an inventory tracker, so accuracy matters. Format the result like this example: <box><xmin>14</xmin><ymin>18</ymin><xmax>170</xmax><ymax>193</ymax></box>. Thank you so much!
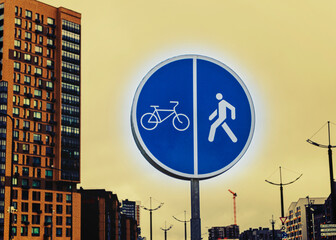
<box><xmin>150</xmin><ymin>197</ymin><xmax>152</xmax><ymax>240</ymax></box>
<box><xmin>190</xmin><ymin>179</ymin><xmax>201</xmax><ymax>240</ymax></box>
<box><xmin>327</xmin><ymin>121</ymin><xmax>336</xmax><ymax>223</ymax></box>
<box><xmin>312</xmin><ymin>210</ymin><xmax>316</xmax><ymax>240</ymax></box>
<box><xmin>142</xmin><ymin>197</ymin><xmax>163</xmax><ymax>240</ymax></box>
<box><xmin>279</xmin><ymin>167</ymin><xmax>284</xmax><ymax>219</ymax></box>
<box><xmin>184</xmin><ymin>211</ymin><xmax>187</xmax><ymax>240</ymax></box>
<box><xmin>271</xmin><ymin>216</ymin><xmax>275</xmax><ymax>240</ymax></box>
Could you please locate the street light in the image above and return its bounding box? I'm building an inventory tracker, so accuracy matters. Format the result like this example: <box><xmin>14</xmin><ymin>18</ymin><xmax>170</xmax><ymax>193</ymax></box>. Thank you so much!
<box><xmin>265</xmin><ymin>166</ymin><xmax>302</xmax><ymax>223</ymax></box>
<box><xmin>160</xmin><ymin>222</ymin><xmax>173</xmax><ymax>240</ymax></box>
<box><xmin>141</xmin><ymin>197</ymin><xmax>163</xmax><ymax>240</ymax></box>
<box><xmin>0</xmin><ymin>113</ymin><xmax>15</xmax><ymax>240</ymax></box>
<box><xmin>307</xmin><ymin>121</ymin><xmax>336</xmax><ymax>223</ymax></box>
<box><xmin>173</xmin><ymin>211</ymin><xmax>189</xmax><ymax>240</ymax></box>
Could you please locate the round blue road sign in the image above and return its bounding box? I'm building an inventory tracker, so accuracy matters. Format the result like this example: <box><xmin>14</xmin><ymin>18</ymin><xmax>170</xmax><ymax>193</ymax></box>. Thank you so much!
<box><xmin>131</xmin><ymin>55</ymin><xmax>255</xmax><ymax>180</ymax></box>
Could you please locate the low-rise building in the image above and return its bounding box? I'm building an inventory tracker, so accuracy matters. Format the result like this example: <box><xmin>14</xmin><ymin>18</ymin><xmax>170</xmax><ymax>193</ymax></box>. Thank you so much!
<box><xmin>285</xmin><ymin>197</ymin><xmax>326</xmax><ymax>240</ymax></box>
<box><xmin>208</xmin><ymin>225</ymin><xmax>239</xmax><ymax>239</ymax></box>
<box><xmin>239</xmin><ymin>227</ymin><xmax>281</xmax><ymax>240</ymax></box>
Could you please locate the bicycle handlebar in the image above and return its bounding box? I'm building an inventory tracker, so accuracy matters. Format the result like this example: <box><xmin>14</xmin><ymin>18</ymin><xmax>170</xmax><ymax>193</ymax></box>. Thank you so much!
<box><xmin>170</xmin><ymin>101</ymin><xmax>179</xmax><ymax>109</ymax></box>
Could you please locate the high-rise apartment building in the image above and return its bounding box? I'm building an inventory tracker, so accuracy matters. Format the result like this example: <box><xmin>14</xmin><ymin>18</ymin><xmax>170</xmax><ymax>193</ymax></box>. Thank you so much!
<box><xmin>0</xmin><ymin>0</ymin><xmax>81</xmax><ymax>239</ymax></box>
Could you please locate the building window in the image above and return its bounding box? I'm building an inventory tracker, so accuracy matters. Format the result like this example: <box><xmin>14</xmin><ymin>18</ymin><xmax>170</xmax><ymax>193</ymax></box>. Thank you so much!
<box><xmin>45</xmin><ymin>192</ymin><xmax>52</xmax><ymax>202</ymax></box>
<box><xmin>13</xmin><ymin>107</ymin><xmax>19</xmax><ymax>116</ymax></box>
<box><xmin>35</xmin><ymin>67</ymin><xmax>42</xmax><ymax>76</ymax></box>
<box><xmin>14</xmin><ymin>62</ymin><xmax>20</xmax><ymax>71</ymax></box>
<box><xmin>24</xmin><ymin>54</ymin><xmax>31</xmax><ymax>62</ymax></box>
<box><xmin>56</xmin><ymin>205</ymin><xmax>62</xmax><ymax>214</ymax></box>
<box><xmin>15</xmin><ymin>18</ymin><xmax>21</xmax><ymax>26</ymax></box>
<box><xmin>45</xmin><ymin>204</ymin><xmax>52</xmax><ymax>213</ymax></box>
<box><xmin>31</xmin><ymin>227</ymin><xmax>40</xmax><ymax>236</ymax></box>
<box><xmin>46</xmin><ymin>170</ymin><xmax>53</xmax><ymax>179</ymax></box>
<box><xmin>66</xmin><ymin>228</ymin><xmax>71</xmax><ymax>237</ymax></box>
<box><xmin>34</xmin><ymin>89</ymin><xmax>42</xmax><ymax>98</ymax></box>
<box><xmin>56</xmin><ymin>228</ymin><xmax>62</xmax><ymax>237</ymax></box>
<box><xmin>22</xmin><ymin>167</ymin><xmax>29</xmax><ymax>177</ymax></box>
<box><xmin>13</xmin><ymin>85</ymin><xmax>20</xmax><ymax>93</ymax></box>
<box><xmin>66</xmin><ymin>194</ymin><xmax>72</xmax><ymax>203</ymax></box>
<box><xmin>35</xmin><ymin>24</ymin><xmax>42</xmax><ymax>32</ymax></box>
<box><xmin>56</xmin><ymin>193</ymin><xmax>62</xmax><ymax>202</ymax></box>
<box><xmin>25</xmin><ymin>10</ymin><xmax>32</xmax><ymax>19</ymax></box>
<box><xmin>14</xmin><ymin>40</ymin><xmax>21</xmax><ymax>49</ymax></box>
<box><xmin>66</xmin><ymin>205</ymin><xmax>71</xmax><ymax>214</ymax></box>
<box><xmin>33</xmin><ymin>112</ymin><xmax>42</xmax><ymax>120</ymax></box>
<box><xmin>21</xmin><ymin>179</ymin><xmax>28</xmax><ymax>189</ymax></box>
<box><xmin>66</xmin><ymin>217</ymin><xmax>71</xmax><ymax>226</ymax></box>
<box><xmin>25</xmin><ymin>31</ymin><xmax>31</xmax><ymax>41</ymax></box>
<box><xmin>35</xmin><ymin>46</ymin><xmax>42</xmax><ymax>55</ymax></box>
<box><xmin>47</xmin><ymin>17</ymin><xmax>54</xmax><ymax>25</ymax></box>
<box><xmin>33</xmin><ymin>134</ymin><xmax>41</xmax><ymax>142</ymax></box>
<box><xmin>21</xmin><ymin>226</ymin><xmax>28</xmax><ymax>236</ymax></box>
<box><xmin>56</xmin><ymin>216</ymin><xmax>62</xmax><ymax>225</ymax></box>
<box><xmin>11</xmin><ymin>226</ymin><xmax>17</xmax><ymax>236</ymax></box>
<box><xmin>21</xmin><ymin>202</ymin><xmax>28</xmax><ymax>212</ymax></box>
<box><xmin>32</xmin><ymin>215</ymin><xmax>40</xmax><ymax>224</ymax></box>
<box><xmin>21</xmin><ymin>214</ymin><xmax>28</xmax><ymax>223</ymax></box>
<box><xmin>32</xmin><ymin>180</ymin><xmax>40</xmax><ymax>189</ymax></box>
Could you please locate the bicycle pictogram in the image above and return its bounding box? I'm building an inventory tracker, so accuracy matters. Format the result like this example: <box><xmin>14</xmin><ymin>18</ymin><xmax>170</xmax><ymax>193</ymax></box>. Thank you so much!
<box><xmin>140</xmin><ymin>101</ymin><xmax>190</xmax><ymax>131</ymax></box>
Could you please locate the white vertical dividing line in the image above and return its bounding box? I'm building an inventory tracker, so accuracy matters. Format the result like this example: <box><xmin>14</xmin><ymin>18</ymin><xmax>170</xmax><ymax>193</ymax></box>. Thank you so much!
<box><xmin>193</xmin><ymin>57</ymin><xmax>198</xmax><ymax>175</ymax></box>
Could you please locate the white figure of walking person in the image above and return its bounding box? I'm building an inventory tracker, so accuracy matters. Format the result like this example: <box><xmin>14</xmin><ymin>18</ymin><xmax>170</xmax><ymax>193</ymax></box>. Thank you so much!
<box><xmin>208</xmin><ymin>93</ymin><xmax>237</xmax><ymax>143</ymax></box>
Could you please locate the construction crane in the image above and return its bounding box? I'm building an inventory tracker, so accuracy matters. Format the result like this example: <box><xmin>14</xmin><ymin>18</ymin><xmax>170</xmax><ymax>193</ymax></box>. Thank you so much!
<box><xmin>228</xmin><ymin>189</ymin><xmax>237</xmax><ymax>225</ymax></box>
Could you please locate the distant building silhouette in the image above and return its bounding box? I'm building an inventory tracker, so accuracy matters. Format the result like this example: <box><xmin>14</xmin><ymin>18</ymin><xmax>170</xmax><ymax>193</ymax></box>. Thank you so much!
<box><xmin>239</xmin><ymin>227</ymin><xmax>281</xmax><ymax>240</ymax></box>
<box><xmin>121</xmin><ymin>199</ymin><xmax>141</xmax><ymax>236</ymax></box>
<box><xmin>208</xmin><ymin>225</ymin><xmax>239</xmax><ymax>239</ymax></box>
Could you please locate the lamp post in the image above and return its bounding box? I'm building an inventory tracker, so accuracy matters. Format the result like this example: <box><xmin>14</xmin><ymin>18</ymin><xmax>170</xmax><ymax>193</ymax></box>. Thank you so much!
<box><xmin>49</xmin><ymin>165</ymin><xmax>74</xmax><ymax>240</ymax></box>
<box><xmin>141</xmin><ymin>197</ymin><xmax>163</xmax><ymax>240</ymax></box>
<box><xmin>173</xmin><ymin>211</ymin><xmax>189</xmax><ymax>240</ymax></box>
<box><xmin>160</xmin><ymin>222</ymin><xmax>173</xmax><ymax>240</ymax></box>
<box><xmin>265</xmin><ymin>166</ymin><xmax>302</xmax><ymax>224</ymax></box>
<box><xmin>307</xmin><ymin>121</ymin><xmax>336</xmax><ymax>223</ymax></box>
<box><xmin>0</xmin><ymin>113</ymin><xmax>15</xmax><ymax>240</ymax></box>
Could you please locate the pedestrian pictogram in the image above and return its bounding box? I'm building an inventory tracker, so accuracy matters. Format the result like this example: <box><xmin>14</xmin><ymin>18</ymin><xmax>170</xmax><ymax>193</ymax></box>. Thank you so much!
<box><xmin>131</xmin><ymin>55</ymin><xmax>255</xmax><ymax>180</ymax></box>
<box><xmin>208</xmin><ymin>93</ymin><xmax>237</xmax><ymax>143</ymax></box>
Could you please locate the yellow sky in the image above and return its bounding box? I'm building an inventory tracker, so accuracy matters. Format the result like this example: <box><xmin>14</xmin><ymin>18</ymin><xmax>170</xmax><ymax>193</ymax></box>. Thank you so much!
<box><xmin>42</xmin><ymin>0</ymin><xmax>336</xmax><ymax>238</ymax></box>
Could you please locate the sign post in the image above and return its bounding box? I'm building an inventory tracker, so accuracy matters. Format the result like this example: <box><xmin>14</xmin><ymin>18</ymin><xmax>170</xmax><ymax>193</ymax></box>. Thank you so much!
<box><xmin>131</xmin><ymin>55</ymin><xmax>255</xmax><ymax>239</ymax></box>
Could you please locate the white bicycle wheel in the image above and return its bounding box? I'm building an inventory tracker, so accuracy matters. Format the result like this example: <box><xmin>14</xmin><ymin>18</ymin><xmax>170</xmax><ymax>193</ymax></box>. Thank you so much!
<box><xmin>173</xmin><ymin>114</ymin><xmax>190</xmax><ymax>131</ymax></box>
<box><xmin>141</xmin><ymin>113</ymin><xmax>158</xmax><ymax>130</ymax></box>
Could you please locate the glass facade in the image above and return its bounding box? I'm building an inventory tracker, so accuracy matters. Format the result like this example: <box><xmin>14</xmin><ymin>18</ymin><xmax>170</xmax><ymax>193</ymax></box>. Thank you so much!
<box><xmin>61</xmin><ymin>19</ymin><xmax>80</xmax><ymax>181</ymax></box>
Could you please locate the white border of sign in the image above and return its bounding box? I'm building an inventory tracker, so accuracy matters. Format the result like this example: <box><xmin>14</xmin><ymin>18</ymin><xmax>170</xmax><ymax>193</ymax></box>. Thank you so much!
<box><xmin>131</xmin><ymin>54</ymin><xmax>255</xmax><ymax>180</ymax></box>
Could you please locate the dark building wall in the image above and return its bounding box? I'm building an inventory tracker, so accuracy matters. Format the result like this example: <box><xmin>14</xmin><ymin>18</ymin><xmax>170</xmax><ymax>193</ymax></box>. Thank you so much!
<box><xmin>209</xmin><ymin>225</ymin><xmax>239</xmax><ymax>239</ymax></box>
<box><xmin>80</xmin><ymin>189</ymin><xmax>120</xmax><ymax>240</ymax></box>
<box><xmin>239</xmin><ymin>227</ymin><xmax>282</xmax><ymax>240</ymax></box>
<box><xmin>120</xmin><ymin>214</ymin><xmax>137</xmax><ymax>240</ymax></box>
